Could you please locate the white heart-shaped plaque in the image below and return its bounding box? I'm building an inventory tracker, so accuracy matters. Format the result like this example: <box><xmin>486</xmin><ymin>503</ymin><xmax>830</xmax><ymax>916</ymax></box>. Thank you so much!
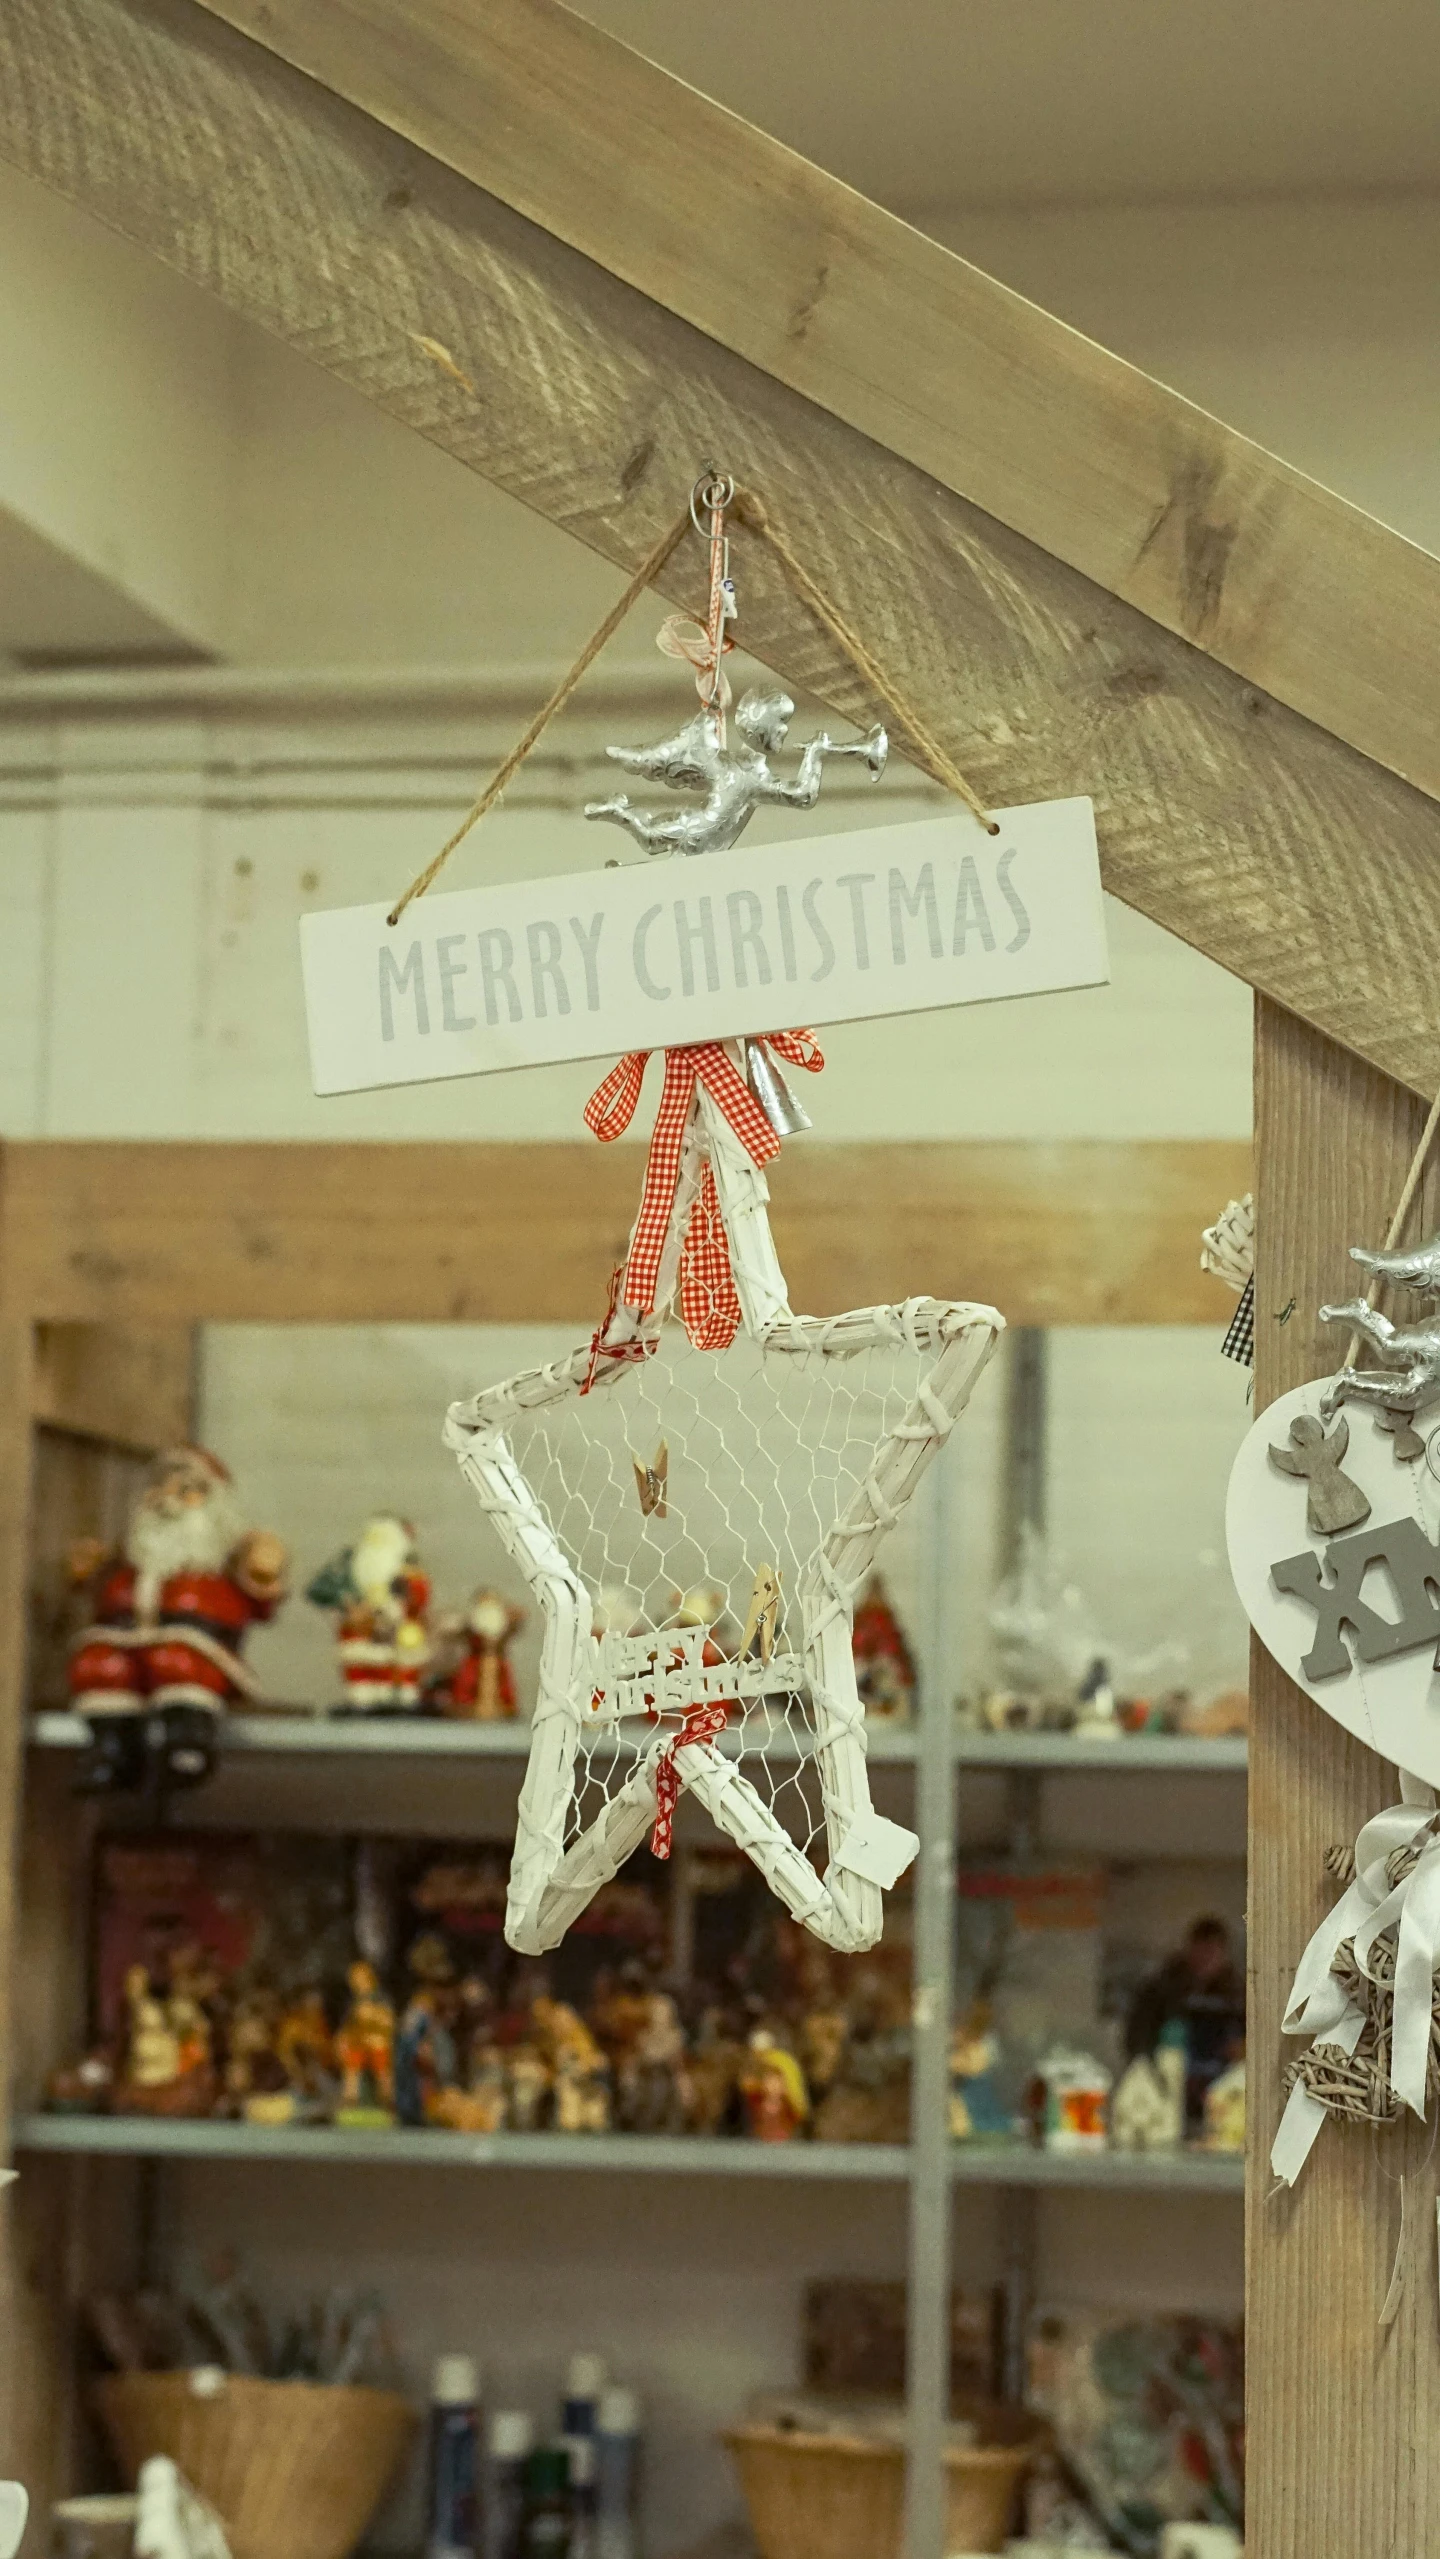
<box><xmin>1227</xmin><ymin>1379</ymin><xmax>1440</xmax><ymax>1780</ymax></box>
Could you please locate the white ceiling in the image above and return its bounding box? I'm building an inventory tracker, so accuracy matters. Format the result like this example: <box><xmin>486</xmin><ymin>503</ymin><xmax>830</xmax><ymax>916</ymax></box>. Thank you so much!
<box><xmin>578</xmin><ymin>0</ymin><xmax>1440</xmax><ymax>212</ymax></box>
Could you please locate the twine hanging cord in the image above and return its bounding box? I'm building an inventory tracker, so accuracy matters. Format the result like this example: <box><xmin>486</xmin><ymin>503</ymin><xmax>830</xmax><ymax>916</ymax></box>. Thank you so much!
<box><xmin>386</xmin><ymin>482</ymin><xmax>994</xmax><ymax>925</ymax></box>
<box><xmin>729</xmin><ymin>487</ymin><xmax>997</xmax><ymax>834</ymax></box>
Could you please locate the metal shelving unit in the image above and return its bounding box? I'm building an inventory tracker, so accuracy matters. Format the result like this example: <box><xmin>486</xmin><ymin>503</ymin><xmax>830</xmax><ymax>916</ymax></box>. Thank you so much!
<box><xmin>12</xmin><ymin>2112</ymin><xmax>1242</xmax><ymax>2189</ymax></box>
<box><xmin>21</xmin><ymin>1331</ymin><xmax>1248</xmax><ymax>2558</ymax></box>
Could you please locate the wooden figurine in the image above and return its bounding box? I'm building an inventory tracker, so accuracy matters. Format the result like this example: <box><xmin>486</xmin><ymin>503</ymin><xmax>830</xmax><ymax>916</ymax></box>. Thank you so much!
<box><xmin>274</xmin><ymin>1989</ymin><xmax>335</xmax><ymax>2114</ymax></box>
<box><xmin>115</xmin><ymin>1964</ymin><xmax>214</xmax><ymax>2118</ymax></box>
<box><xmin>948</xmin><ymin>2002</ymin><xmax>1010</xmax><ymax>2140</ymax></box>
<box><xmin>67</xmin><ymin>1444</ymin><xmax>288</xmax><ymax>1796</ymax></box>
<box><xmin>850</xmin><ymin>1574</ymin><xmax>916</xmax><ymax>1723</ymax></box>
<box><xmin>165</xmin><ymin>1949</ymin><xmax>218</xmax><ymax>2109</ymax></box>
<box><xmin>1111</xmin><ymin>2022</ymin><xmax>1186</xmax><ymax>2152</ymax></box>
<box><xmin>615</xmin><ymin>1991</ymin><xmax>686</xmax><ymax>2133</ymax></box>
<box><xmin>440</xmin><ymin>1589</ymin><xmax>525</xmax><ymax>1720</ymax></box>
<box><xmin>119</xmin><ymin>1966</ymin><xmax>182</xmax><ymax>2099</ymax></box>
<box><xmin>1125</xmin><ymin>1917</ymin><xmax>1245</xmax><ymax>2137</ymax></box>
<box><xmin>334</xmin><ymin>1960</ymin><xmax>397</xmax><ymax>2123</ymax></box>
<box><xmin>1036</xmin><ymin>2047</ymin><xmax>1111</xmax><ymax>2150</ymax></box>
<box><xmin>431</xmin><ymin>2038</ymin><xmax>509</xmax><ymax>2133</ymax></box>
<box><xmin>395</xmin><ymin>1983</ymin><xmax>459</xmax><ymax>2126</ymax></box>
<box><xmin>1267</xmin><ymin>1412</ymin><xmax>1371</xmax><ymax>1535</ymax></box>
<box><xmin>797</xmin><ymin>2001</ymin><xmax>849</xmax><ymax>2103</ymax></box>
<box><xmin>307</xmin><ymin>1515</ymin><xmax>432</xmax><ymax>1713</ymax></box>
<box><xmin>532</xmin><ymin>1997</ymin><xmax>612</xmax><ymax>2133</ymax></box>
<box><xmin>739</xmin><ymin>2030</ymin><xmax>810</xmax><ymax>2142</ymax></box>
<box><xmin>223</xmin><ymin>1985</ymin><xmax>285</xmax><ymax>2117</ymax></box>
<box><xmin>1202</xmin><ymin>2054</ymin><xmax>1246</xmax><ymax>2153</ymax></box>
<box><xmin>681</xmin><ymin>2009</ymin><xmax>742</xmax><ymax>2135</ymax></box>
<box><xmin>505</xmin><ymin>2041</ymin><xmax>552</xmax><ymax>2132</ymax></box>
<box><xmin>1073</xmin><ymin>1656</ymin><xmax>1121</xmax><ymax>1740</ymax></box>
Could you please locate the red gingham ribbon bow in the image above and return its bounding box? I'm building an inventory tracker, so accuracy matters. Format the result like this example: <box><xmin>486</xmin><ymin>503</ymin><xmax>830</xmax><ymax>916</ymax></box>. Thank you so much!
<box><xmin>649</xmin><ymin>1699</ymin><xmax>732</xmax><ymax>1859</ymax></box>
<box><xmin>584</xmin><ymin>1034</ymin><xmax>822</xmax><ymax>1350</ymax></box>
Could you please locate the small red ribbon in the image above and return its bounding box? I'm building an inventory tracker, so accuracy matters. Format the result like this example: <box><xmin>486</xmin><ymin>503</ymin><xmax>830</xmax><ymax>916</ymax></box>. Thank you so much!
<box><xmin>584</xmin><ymin>1034</ymin><xmax>822</xmax><ymax>1351</ymax></box>
<box><xmin>650</xmin><ymin>1699</ymin><xmax>732</xmax><ymax>1859</ymax></box>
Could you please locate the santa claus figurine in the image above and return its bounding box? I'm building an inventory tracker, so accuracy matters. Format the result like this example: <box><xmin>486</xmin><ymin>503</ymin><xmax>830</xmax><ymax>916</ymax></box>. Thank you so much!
<box><xmin>436</xmin><ymin>1588</ymin><xmax>525</xmax><ymax>1720</ymax></box>
<box><xmin>306</xmin><ymin>1513</ymin><xmax>431</xmax><ymax>1712</ymax></box>
<box><xmin>67</xmin><ymin>1444</ymin><xmax>289</xmax><ymax>1794</ymax></box>
<box><xmin>851</xmin><ymin>1571</ymin><xmax>917</xmax><ymax>1723</ymax></box>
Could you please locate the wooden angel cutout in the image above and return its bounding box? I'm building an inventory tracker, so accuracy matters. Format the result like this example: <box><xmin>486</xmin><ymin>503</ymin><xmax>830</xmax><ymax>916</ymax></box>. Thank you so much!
<box><xmin>1268</xmin><ymin>1411</ymin><xmax>1371</xmax><ymax>1536</ymax></box>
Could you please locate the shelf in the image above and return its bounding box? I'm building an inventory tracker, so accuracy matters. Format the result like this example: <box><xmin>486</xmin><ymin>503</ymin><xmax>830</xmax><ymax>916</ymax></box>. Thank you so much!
<box><xmin>955</xmin><ymin>1733</ymin><xmax>1247</xmax><ymax>1774</ymax></box>
<box><xmin>11</xmin><ymin>2114</ymin><xmax>1243</xmax><ymax>2192</ymax></box>
<box><xmin>949</xmin><ymin>2143</ymin><xmax>1243</xmax><ymax>2193</ymax></box>
<box><xmin>29</xmin><ymin>1713</ymin><xmax>1244</xmax><ymax>1774</ymax></box>
<box><xmin>12</xmin><ymin>2115</ymin><xmax>910</xmax><ymax>2179</ymax></box>
<box><xmin>27</xmin><ymin>1711</ymin><xmax>919</xmax><ymax>1764</ymax></box>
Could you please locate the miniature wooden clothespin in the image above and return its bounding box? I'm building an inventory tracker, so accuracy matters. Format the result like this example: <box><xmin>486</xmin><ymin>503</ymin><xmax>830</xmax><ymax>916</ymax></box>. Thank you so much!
<box><xmin>632</xmin><ymin>1441</ymin><xmax>668</xmax><ymax>1518</ymax></box>
<box><xmin>741</xmin><ymin>1563</ymin><xmax>781</xmax><ymax>1663</ymax></box>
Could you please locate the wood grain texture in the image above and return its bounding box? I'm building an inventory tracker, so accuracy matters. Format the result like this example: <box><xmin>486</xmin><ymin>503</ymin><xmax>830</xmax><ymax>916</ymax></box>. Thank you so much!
<box><xmin>0</xmin><ymin>1139</ymin><xmax>1249</xmax><ymax>1328</ymax></box>
<box><xmin>188</xmin><ymin>0</ymin><xmax>1440</xmax><ymax>810</ymax></box>
<box><xmin>3</xmin><ymin>0</ymin><xmax>1440</xmax><ymax>1094</ymax></box>
<box><xmin>0</xmin><ymin>1152</ymin><xmax>41</xmax><ymax>2496</ymax></box>
<box><xmin>32</xmin><ymin>1324</ymin><xmax>195</xmax><ymax>1453</ymax></box>
<box><xmin>1249</xmin><ymin>998</ymin><xmax>1440</xmax><ymax>2558</ymax></box>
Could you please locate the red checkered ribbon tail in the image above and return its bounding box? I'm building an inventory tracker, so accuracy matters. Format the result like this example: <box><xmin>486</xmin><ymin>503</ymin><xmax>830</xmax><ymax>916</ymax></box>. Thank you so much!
<box><xmin>649</xmin><ymin>1701</ymin><xmax>732</xmax><ymax>1859</ymax></box>
<box><xmin>763</xmin><ymin>1030</ymin><xmax>825</xmax><ymax>1076</ymax></box>
<box><xmin>679</xmin><ymin>1163</ymin><xmax>742</xmax><ymax>1350</ymax></box>
<box><xmin>584</xmin><ymin>1036</ymin><xmax>824</xmax><ymax>1349</ymax></box>
<box><xmin>583</xmin><ymin>1050</ymin><xmax>650</xmax><ymax>1144</ymax></box>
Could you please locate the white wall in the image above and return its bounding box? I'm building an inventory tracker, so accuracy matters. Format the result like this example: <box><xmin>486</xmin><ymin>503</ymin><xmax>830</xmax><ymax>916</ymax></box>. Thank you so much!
<box><xmin>0</xmin><ymin>699</ymin><xmax>1251</xmax><ymax>1144</ymax></box>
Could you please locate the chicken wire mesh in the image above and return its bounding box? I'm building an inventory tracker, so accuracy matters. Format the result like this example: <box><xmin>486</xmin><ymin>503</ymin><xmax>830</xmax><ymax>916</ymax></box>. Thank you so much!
<box><xmin>499</xmin><ymin>1318</ymin><xmax>936</xmax><ymax>1856</ymax></box>
<box><xmin>446</xmin><ymin>1291</ymin><xmax>1001</xmax><ymax>1952</ymax></box>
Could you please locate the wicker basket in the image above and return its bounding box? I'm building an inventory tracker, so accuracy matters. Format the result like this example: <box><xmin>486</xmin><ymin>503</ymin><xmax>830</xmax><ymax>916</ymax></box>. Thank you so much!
<box><xmin>95</xmin><ymin>2372</ymin><xmax>416</xmax><ymax>2559</ymax></box>
<box><xmin>725</xmin><ymin>2412</ymin><xmax>1039</xmax><ymax>2559</ymax></box>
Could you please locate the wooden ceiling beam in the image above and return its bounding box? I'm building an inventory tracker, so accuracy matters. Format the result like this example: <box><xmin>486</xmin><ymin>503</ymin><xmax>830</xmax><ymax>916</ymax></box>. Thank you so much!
<box><xmin>3</xmin><ymin>0</ymin><xmax>1440</xmax><ymax>1094</ymax></box>
<box><xmin>187</xmin><ymin>0</ymin><xmax>1440</xmax><ymax>815</ymax></box>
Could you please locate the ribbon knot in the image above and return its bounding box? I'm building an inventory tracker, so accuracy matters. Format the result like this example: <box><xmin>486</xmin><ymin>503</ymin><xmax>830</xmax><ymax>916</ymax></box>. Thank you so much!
<box><xmin>584</xmin><ymin>1034</ymin><xmax>822</xmax><ymax>1351</ymax></box>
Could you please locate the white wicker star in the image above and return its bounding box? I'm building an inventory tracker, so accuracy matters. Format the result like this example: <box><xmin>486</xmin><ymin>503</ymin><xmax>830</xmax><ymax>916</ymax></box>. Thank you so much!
<box><xmin>445</xmin><ymin>1079</ymin><xmax>1002</xmax><ymax>1955</ymax></box>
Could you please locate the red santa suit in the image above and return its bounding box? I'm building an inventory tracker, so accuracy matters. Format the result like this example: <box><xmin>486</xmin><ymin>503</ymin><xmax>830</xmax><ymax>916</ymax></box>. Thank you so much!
<box><xmin>69</xmin><ymin>1446</ymin><xmax>286</xmax><ymax>1723</ymax></box>
<box><xmin>70</xmin><ymin>1559</ymin><xmax>280</xmax><ymax>1717</ymax></box>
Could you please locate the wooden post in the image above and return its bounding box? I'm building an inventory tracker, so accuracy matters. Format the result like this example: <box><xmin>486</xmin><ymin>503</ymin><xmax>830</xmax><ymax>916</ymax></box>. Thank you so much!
<box><xmin>1249</xmin><ymin>997</ymin><xmax>1440</xmax><ymax>2553</ymax></box>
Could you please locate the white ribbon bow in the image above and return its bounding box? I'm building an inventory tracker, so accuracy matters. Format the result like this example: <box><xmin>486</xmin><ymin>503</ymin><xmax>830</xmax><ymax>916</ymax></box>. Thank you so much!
<box><xmin>1273</xmin><ymin>1769</ymin><xmax>1440</xmax><ymax>2186</ymax></box>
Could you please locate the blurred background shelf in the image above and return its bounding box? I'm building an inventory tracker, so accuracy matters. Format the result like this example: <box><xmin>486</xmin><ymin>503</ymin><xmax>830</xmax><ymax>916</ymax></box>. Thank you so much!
<box><xmin>948</xmin><ymin>2144</ymin><xmax>1243</xmax><ymax>2193</ymax></box>
<box><xmin>955</xmin><ymin>1733</ymin><xmax>1246</xmax><ymax>1773</ymax></box>
<box><xmin>28</xmin><ymin>1712</ymin><xmax>1244</xmax><ymax>1774</ymax></box>
<box><xmin>12</xmin><ymin>2114</ymin><xmax>1243</xmax><ymax>2192</ymax></box>
<box><xmin>13</xmin><ymin>2117</ymin><xmax>912</xmax><ymax>2177</ymax></box>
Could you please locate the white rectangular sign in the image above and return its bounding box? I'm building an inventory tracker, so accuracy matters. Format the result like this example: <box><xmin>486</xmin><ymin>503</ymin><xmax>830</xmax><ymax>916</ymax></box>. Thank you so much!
<box><xmin>300</xmin><ymin>797</ymin><xmax>1106</xmax><ymax>1095</ymax></box>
